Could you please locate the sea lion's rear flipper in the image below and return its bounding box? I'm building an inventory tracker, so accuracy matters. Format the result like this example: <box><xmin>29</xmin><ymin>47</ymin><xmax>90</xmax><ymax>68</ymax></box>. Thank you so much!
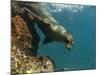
<box><xmin>43</xmin><ymin>37</ymin><xmax>53</xmax><ymax>44</ymax></box>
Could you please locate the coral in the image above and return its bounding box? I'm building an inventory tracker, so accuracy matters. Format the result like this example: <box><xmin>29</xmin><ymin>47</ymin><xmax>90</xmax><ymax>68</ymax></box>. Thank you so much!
<box><xmin>11</xmin><ymin>15</ymin><xmax>54</xmax><ymax>75</ymax></box>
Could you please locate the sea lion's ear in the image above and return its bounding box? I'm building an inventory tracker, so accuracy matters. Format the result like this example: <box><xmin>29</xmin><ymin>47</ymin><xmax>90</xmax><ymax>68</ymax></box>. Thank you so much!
<box><xmin>43</xmin><ymin>37</ymin><xmax>53</xmax><ymax>44</ymax></box>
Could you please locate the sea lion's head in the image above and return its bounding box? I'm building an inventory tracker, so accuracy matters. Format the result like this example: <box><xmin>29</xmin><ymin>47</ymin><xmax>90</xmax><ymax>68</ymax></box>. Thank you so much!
<box><xmin>64</xmin><ymin>32</ymin><xmax>74</xmax><ymax>49</ymax></box>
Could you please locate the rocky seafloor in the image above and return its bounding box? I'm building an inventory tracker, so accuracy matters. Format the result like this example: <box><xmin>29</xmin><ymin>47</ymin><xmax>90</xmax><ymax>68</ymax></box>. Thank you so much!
<box><xmin>11</xmin><ymin>15</ymin><xmax>54</xmax><ymax>75</ymax></box>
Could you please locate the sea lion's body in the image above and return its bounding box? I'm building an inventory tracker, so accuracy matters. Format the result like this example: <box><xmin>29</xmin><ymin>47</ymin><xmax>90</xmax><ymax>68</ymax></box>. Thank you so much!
<box><xmin>12</xmin><ymin>1</ymin><xmax>74</xmax><ymax>49</ymax></box>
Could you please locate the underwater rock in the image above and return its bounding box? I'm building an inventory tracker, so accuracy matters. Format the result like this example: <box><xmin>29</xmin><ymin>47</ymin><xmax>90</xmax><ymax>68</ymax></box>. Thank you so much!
<box><xmin>11</xmin><ymin>15</ymin><xmax>54</xmax><ymax>75</ymax></box>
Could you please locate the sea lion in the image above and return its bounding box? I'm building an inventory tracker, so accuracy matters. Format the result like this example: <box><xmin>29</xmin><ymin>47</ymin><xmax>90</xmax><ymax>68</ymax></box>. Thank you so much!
<box><xmin>35</xmin><ymin>17</ymin><xmax>74</xmax><ymax>49</ymax></box>
<box><xmin>15</xmin><ymin>1</ymin><xmax>74</xmax><ymax>49</ymax></box>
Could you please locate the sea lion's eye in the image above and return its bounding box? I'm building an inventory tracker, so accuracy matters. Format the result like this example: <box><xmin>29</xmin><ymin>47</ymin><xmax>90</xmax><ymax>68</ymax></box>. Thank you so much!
<box><xmin>65</xmin><ymin>39</ymin><xmax>70</xmax><ymax>43</ymax></box>
<box><xmin>67</xmin><ymin>40</ymin><xmax>70</xmax><ymax>43</ymax></box>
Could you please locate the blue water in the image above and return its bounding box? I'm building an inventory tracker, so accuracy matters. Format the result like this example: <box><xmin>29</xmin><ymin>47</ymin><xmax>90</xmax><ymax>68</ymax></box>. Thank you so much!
<box><xmin>37</xmin><ymin>4</ymin><xmax>96</xmax><ymax>71</ymax></box>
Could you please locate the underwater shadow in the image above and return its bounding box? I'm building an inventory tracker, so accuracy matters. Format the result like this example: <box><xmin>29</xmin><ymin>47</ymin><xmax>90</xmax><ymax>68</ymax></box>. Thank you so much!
<box><xmin>21</xmin><ymin>13</ymin><xmax>40</xmax><ymax>56</ymax></box>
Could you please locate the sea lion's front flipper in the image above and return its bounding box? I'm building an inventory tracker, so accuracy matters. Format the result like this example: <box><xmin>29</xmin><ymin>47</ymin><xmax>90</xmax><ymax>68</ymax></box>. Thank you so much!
<box><xmin>43</xmin><ymin>37</ymin><xmax>53</xmax><ymax>44</ymax></box>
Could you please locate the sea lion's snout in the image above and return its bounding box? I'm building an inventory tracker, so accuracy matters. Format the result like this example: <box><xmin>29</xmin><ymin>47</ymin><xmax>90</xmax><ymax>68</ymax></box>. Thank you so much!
<box><xmin>65</xmin><ymin>40</ymin><xmax>74</xmax><ymax>49</ymax></box>
<box><xmin>65</xmin><ymin>33</ymin><xmax>74</xmax><ymax>49</ymax></box>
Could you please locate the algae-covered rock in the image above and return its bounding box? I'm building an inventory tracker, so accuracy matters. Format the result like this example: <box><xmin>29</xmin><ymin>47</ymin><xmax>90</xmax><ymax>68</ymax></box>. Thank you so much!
<box><xmin>11</xmin><ymin>15</ymin><xmax>54</xmax><ymax>75</ymax></box>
